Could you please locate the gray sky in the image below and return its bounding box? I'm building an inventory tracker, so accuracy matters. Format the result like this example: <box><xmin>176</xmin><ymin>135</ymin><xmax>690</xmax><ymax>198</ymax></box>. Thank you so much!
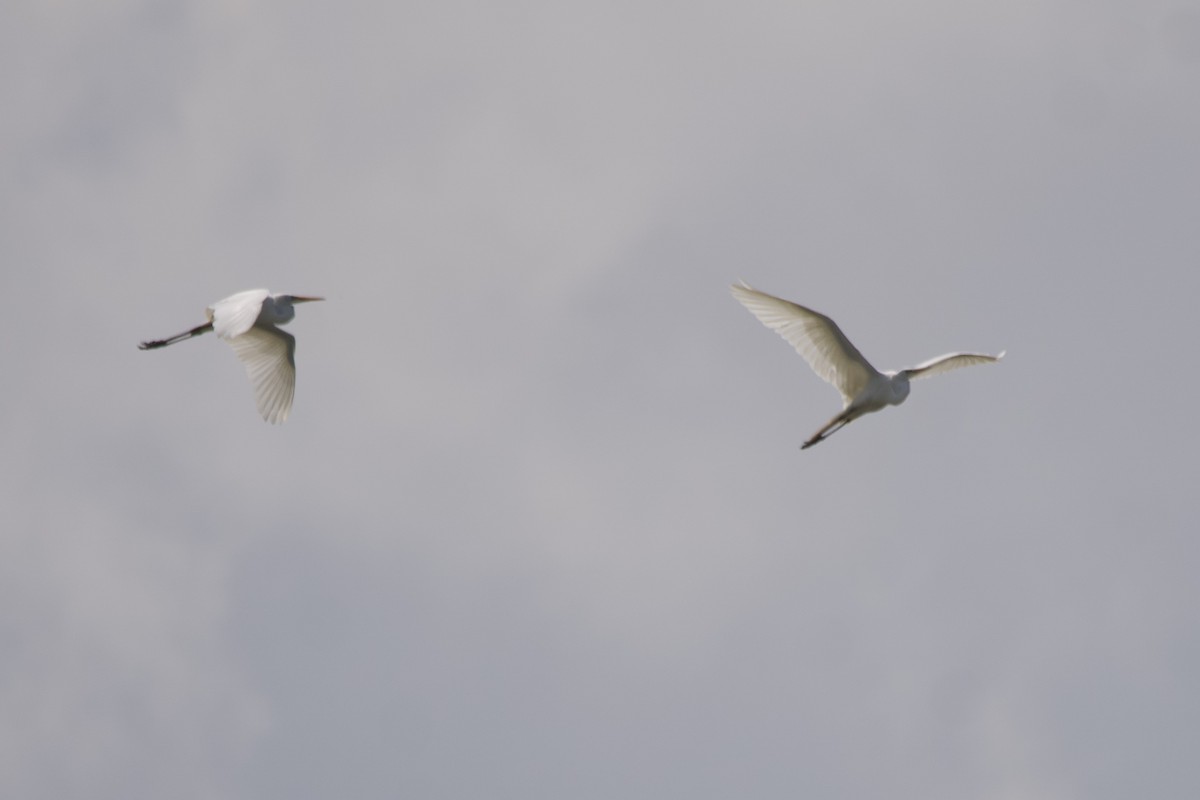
<box><xmin>3</xmin><ymin>1</ymin><xmax>1199</xmax><ymax>798</ymax></box>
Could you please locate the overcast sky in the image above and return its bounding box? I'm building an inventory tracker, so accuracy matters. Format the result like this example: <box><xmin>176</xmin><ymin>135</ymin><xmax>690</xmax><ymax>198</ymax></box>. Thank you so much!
<box><xmin>3</xmin><ymin>1</ymin><xmax>1200</xmax><ymax>798</ymax></box>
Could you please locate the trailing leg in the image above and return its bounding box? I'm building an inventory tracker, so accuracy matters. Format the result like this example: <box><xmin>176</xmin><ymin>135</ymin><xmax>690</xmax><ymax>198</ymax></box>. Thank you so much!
<box><xmin>138</xmin><ymin>322</ymin><xmax>214</xmax><ymax>350</ymax></box>
<box><xmin>801</xmin><ymin>408</ymin><xmax>855</xmax><ymax>450</ymax></box>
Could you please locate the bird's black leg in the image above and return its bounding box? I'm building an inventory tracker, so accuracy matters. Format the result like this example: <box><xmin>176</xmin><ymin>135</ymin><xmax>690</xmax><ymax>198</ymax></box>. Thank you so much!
<box><xmin>801</xmin><ymin>410</ymin><xmax>853</xmax><ymax>450</ymax></box>
<box><xmin>138</xmin><ymin>322</ymin><xmax>214</xmax><ymax>350</ymax></box>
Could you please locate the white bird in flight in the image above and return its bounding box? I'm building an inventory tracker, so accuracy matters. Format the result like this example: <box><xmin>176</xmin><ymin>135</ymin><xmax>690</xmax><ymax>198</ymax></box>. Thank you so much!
<box><xmin>139</xmin><ymin>289</ymin><xmax>324</xmax><ymax>424</ymax></box>
<box><xmin>731</xmin><ymin>283</ymin><xmax>1004</xmax><ymax>449</ymax></box>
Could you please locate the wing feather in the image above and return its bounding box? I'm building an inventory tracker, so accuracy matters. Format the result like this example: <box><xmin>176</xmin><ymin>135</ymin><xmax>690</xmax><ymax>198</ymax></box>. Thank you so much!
<box><xmin>903</xmin><ymin>350</ymin><xmax>1005</xmax><ymax>380</ymax></box>
<box><xmin>225</xmin><ymin>326</ymin><xmax>296</xmax><ymax>424</ymax></box>
<box><xmin>731</xmin><ymin>283</ymin><xmax>880</xmax><ymax>404</ymax></box>
<box><xmin>207</xmin><ymin>289</ymin><xmax>271</xmax><ymax>339</ymax></box>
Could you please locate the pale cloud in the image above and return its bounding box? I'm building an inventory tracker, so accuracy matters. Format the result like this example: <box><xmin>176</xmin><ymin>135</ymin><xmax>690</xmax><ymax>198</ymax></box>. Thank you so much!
<box><xmin>2</xmin><ymin>1</ymin><xmax>1199</xmax><ymax>798</ymax></box>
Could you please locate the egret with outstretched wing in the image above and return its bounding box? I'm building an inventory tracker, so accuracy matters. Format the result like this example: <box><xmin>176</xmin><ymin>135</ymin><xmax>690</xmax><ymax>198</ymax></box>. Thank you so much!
<box><xmin>139</xmin><ymin>289</ymin><xmax>324</xmax><ymax>424</ymax></box>
<box><xmin>731</xmin><ymin>283</ymin><xmax>1003</xmax><ymax>449</ymax></box>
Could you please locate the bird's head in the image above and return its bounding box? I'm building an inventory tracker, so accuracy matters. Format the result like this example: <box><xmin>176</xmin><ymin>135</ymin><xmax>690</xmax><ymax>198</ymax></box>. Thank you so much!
<box><xmin>264</xmin><ymin>294</ymin><xmax>324</xmax><ymax>325</ymax></box>
<box><xmin>886</xmin><ymin>371</ymin><xmax>912</xmax><ymax>405</ymax></box>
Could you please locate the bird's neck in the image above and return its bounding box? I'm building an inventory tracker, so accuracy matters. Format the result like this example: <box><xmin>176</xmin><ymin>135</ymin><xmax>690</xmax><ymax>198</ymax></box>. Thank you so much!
<box><xmin>259</xmin><ymin>296</ymin><xmax>296</xmax><ymax>325</ymax></box>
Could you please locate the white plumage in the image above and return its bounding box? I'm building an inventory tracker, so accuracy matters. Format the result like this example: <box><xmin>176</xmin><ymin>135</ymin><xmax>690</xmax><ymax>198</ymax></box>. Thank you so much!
<box><xmin>139</xmin><ymin>289</ymin><xmax>324</xmax><ymax>424</ymax></box>
<box><xmin>732</xmin><ymin>282</ymin><xmax>1003</xmax><ymax>449</ymax></box>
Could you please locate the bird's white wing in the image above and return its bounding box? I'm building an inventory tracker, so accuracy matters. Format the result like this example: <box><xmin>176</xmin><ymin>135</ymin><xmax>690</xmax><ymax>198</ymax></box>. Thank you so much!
<box><xmin>207</xmin><ymin>289</ymin><xmax>271</xmax><ymax>340</ymax></box>
<box><xmin>731</xmin><ymin>283</ymin><xmax>880</xmax><ymax>404</ymax></box>
<box><xmin>225</xmin><ymin>326</ymin><xmax>296</xmax><ymax>424</ymax></box>
<box><xmin>903</xmin><ymin>350</ymin><xmax>1005</xmax><ymax>380</ymax></box>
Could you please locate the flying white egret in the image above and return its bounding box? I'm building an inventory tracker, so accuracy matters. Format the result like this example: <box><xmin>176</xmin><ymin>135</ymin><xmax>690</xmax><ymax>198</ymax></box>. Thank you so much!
<box><xmin>139</xmin><ymin>289</ymin><xmax>324</xmax><ymax>424</ymax></box>
<box><xmin>731</xmin><ymin>282</ymin><xmax>1004</xmax><ymax>449</ymax></box>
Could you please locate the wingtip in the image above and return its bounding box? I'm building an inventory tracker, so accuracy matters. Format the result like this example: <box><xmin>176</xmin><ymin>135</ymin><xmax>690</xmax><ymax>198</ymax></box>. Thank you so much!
<box><xmin>996</xmin><ymin>350</ymin><xmax>1007</xmax><ymax>360</ymax></box>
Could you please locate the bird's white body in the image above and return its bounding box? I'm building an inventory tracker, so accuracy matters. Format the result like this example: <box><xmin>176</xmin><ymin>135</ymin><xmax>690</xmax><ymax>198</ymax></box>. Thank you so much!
<box><xmin>140</xmin><ymin>289</ymin><xmax>324</xmax><ymax>424</ymax></box>
<box><xmin>731</xmin><ymin>283</ymin><xmax>1003</xmax><ymax>448</ymax></box>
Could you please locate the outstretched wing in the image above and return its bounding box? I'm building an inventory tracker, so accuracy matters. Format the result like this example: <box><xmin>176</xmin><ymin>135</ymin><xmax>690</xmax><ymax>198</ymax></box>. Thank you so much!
<box><xmin>207</xmin><ymin>289</ymin><xmax>271</xmax><ymax>340</ymax></box>
<box><xmin>903</xmin><ymin>350</ymin><xmax>1005</xmax><ymax>380</ymax></box>
<box><xmin>731</xmin><ymin>283</ymin><xmax>880</xmax><ymax>404</ymax></box>
<box><xmin>225</xmin><ymin>326</ymin><xmax>296</xmax><ymax>424</ymax></box>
